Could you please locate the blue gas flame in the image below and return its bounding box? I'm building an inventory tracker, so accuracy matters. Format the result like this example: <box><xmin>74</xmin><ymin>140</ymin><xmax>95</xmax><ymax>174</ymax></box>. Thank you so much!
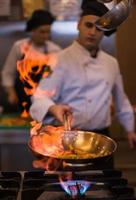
<box><xmin>60</xmin><ymin>180</ymin><xmax>91</xmax><ymax>197</ymax></box>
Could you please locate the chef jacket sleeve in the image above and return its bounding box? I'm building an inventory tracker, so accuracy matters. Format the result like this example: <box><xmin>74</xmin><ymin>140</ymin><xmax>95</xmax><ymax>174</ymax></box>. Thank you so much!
<box><xmin>112</xmin><ymin>66</ymin><xmax>135</xmax><ymax>133</ymax></box>
<box><xmin>1</xmin><ymin>42</ymin><xmax>21</xmax><ymax>87</ymax></box>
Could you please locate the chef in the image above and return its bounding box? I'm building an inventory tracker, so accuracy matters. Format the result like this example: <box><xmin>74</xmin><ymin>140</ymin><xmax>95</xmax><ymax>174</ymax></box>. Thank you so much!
<box><xmin>1</xmin><ymin>9</ymin><xmax>61</xmax><ymax>113</ymax></box>
<box><xmin>30</xmin><ymin>0</ymin><xmax>136</xmax><ymax>168</ymax></box>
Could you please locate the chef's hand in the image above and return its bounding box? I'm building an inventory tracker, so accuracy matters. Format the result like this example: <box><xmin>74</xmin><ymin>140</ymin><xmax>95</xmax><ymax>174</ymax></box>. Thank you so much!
<box><xmin>5</xmin><ymin>87</ymin><xmax>18</xmax><ymax>105</ymax></box>
<box><xmin>126</xmin><ymin>132</ymin><xmax>136</xmax><ymax>149</ymax></box>
<box><xmin>48</xmin><ymin>104</ymin><xmax>73</xmax><ymax>124</ymax></box>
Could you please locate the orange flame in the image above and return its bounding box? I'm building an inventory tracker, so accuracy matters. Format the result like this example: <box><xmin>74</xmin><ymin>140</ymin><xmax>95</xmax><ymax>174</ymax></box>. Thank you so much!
<box><xmin>20</xmin><ymin>102</ymin><xmax>30</xmax><ymax>118</ymax></box>
<box><xmin>30</xmin><ymin>124</ymin><xmax>64</xmax><ymax>153</ymax></box>
<box><xmin>17</xmin><ymin>47</ymin><xmax>50</xmax><ymax>96</ymax></box>
<box><xmin>16</xmin><ymin>43</ymin><xmax>63</xmax><ymax>170</ymax></box>
<box><xmin>33</xmin><ymin>157</ymin><xmax>61</xmax><ymax>171</ymax></box>
<box><xmin>16</xmin><ymin>42</ymin><xmax>57</xmax><ymax>115</ymax></box>
<box><xmin>30</xmin><ymin>124</ymin><xmax>65</xmax><ymax>171</ymax></box>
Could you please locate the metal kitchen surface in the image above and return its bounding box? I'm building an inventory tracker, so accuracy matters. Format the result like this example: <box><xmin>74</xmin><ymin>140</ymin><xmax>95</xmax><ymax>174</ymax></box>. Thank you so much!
<box><xmin>0</xmin><ymin>169</ymin><xmax>136</xmax><ymax>200</ymax></box>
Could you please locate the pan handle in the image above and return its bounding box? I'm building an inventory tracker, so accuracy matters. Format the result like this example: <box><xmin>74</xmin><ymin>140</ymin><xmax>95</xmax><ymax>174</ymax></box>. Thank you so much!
<box><xmin>63</xmin><ymin>112</ymin><xmax>71</xmax><ymax>131</ymax></box>
<box><xmin>63</xmin><ymin>161</ymin><xmax>93</xmax><ymax>168</ymax></box>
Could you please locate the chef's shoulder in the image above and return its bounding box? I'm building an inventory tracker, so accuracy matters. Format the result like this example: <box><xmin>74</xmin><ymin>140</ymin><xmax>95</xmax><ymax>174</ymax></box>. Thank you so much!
<box><xmin>11</xmin><ymin>38</ymin><xmax>30</xmax><ymax>49</ymax></box>
<box><xmin>5</xmin><ymin>38</ymin><xmax>29</xmax><ymax>60</ymax></box>
<box><xmin>100</xmin><ymin>50</ymin><xmax>120</xmax><ymax>72</ymax></box>
<box><xmin>8</xmin><ymin>38</ymin><xmax>30</xmax><ymax>56</ymax></box>
<box><xmin>46</xmin><ymin>40</ymin><xmax>62</xmax><ymax>52</ymax></box>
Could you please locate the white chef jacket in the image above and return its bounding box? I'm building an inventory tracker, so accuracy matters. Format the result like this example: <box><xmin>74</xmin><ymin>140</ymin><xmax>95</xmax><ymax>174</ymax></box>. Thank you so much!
<box><xmin>30</xmin><ymin>40</ymin><xmax>134</xmax><ymax>133</ymax></box>
<box><xmin>1</xmin><ymin>38</ymin><xmax>61</xmax><ymax>87</ymax></box>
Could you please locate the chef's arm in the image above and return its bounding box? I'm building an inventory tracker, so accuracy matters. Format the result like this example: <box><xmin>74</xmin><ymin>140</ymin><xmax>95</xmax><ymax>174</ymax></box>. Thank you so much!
<box><xmin>30</xmin><ymin>96</ymin><xmax>55</xmax><ymax>122</ymax></box>
<box><xmin>112</xmin><ymin>73</ymin><xmax>136</xmax><ymax>148</ymax></box>
<box><xmin>2</xmin><ymin>43</ymin><xmax>20</xmax><ymax>88</ymax></box>
<box><xmin>112</xmin><ymin>73</ymin><xmax>134</xmax><ymax>133</ymax></box>
<box><xmin>1</xmin><ymin>43</ymin><xmax>21</xmax><ymax>104</ymax></box>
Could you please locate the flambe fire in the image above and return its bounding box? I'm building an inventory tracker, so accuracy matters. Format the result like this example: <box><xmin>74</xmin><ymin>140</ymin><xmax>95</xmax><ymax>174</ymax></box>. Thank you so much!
<box><xmin>17</xmin><ymin>42</ymin><xmax>54</xmax><ymax>96</ymax></box>
<box><xmin>16</xmin><ymin>43</ymin><xmax>71</xmax><ymax>171</ymax></box>
<box><xmin>30</xmin><ymin>124</ymin><xmax>64</xmax><ymax>155</ymax></box>
<box><xmin>16</xmin><ymin>42</ymin><xmax>57</xmax><ymax>116</ymax></box>
<box><xmin>21</xmin><ymin>102</ymin><xmax>29</xmax><ymax>118</ymax></box>
<box><xmin>30</xmin><ymin>123</ymin><xmax>64</xmax><ymax>171</ymax></box>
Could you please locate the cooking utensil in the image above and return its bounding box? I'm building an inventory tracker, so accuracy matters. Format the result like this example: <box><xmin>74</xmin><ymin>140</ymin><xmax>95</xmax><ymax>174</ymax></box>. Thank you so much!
<box><xmin>95</xmin><ymin>0</ymin><xmax>133</xmax><ymax>31</ymax></box>
<box><xmin>28</xmin><ymin>130</ymin><xmax>117</xmax><ymax>166</ymax></box>
<box><xmin>63</xmin><ymin>112</ymin><xmax>71</xmax><ymax>132</ymax></box>
<box><xmin>62</xmin><ymin>113</ymin><xmax>78</xmax><ymax>151</ymax></box>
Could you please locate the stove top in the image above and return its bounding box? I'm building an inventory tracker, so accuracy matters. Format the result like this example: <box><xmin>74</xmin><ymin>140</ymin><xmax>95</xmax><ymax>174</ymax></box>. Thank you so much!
<box><xmin>0</xmin><ymin>170</ymin><xmax>136</xmax><ymax>200</ymax></box>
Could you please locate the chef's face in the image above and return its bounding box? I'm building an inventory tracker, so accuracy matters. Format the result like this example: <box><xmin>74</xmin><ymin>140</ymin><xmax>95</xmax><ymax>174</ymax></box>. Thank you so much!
<box><xmin>77</xmin><ymin>15</ymin><xmax>104</xmax><ymax>51</ymax></box>
<box><xmin>31</xmin><ymin>24</ymin><xmax>51</xmax><ymax>45</ymax></box>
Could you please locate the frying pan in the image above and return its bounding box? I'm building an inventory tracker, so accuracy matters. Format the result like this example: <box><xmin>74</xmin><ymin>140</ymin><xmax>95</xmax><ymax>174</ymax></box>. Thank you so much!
<box><xmin>95</xmin><ymin>0</ymin><xmax>133</xmax><ymax>31</ymax></box>
<box><xmin>28</xmin><ymin>130</ymin><xmax>117</xmax><ymax>167</ymax></box>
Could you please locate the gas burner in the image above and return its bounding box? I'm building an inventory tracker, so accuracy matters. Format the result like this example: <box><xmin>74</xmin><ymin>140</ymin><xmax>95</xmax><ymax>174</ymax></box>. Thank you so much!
<box><xmin>60</xmin><ymin>180</ymin><xmax>91</xmax><ymax>198</ymax></box>
<box><xmin>0</xmin><ymin>170</ymin><xmax>136</xmax><ymax>200</ymax></box>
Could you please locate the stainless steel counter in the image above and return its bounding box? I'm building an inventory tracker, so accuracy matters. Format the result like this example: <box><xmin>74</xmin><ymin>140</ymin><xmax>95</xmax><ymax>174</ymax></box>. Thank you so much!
<box><xmin>0</xmin><ymin>128</ymin><xmax>35</xmax><ymax>171</ymax></box>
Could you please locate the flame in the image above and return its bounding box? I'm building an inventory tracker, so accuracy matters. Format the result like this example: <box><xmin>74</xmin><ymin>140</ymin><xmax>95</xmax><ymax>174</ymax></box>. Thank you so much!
<box><xmin>30</xmin><ymin>121</ymin><xmax>42</xmax><ymax>136</ymax></box>
<box><xmin>33</xmin><ymin>157</ymin><xmax>61</xmax><ymax>172</ymax></box>
<box><xmin>30</xmin><ymin>124</ymin><xmax>65</xmax><ymax>171</ymax></box>
<box><xmin>16</xmin><ymin>41</ymin><xmax>57</xmax><ymax>114</ymax></box>
<box><xmin>30</xmin><ymin>125</ymin><xmax>64</xmax><ymax>154</ymax></box>
<box><xmin>20</xmin><ymin>102</ymin><xmax>29</xmax><ymax>118</ymax></box>
<box><xmin>16</xmin><ymin>42</ymin><xmax>65</xmax><ymax>170</ymax></box>
<box><xmin>59</xmin><ymin>173</ymin><xmax>91</xmax><ymax>198</ymax></box>
<box><xmin>17</xmin><ymin>50</ymin><xmax>51</xmax><ymax>96</ymax></box>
